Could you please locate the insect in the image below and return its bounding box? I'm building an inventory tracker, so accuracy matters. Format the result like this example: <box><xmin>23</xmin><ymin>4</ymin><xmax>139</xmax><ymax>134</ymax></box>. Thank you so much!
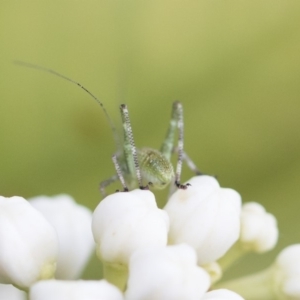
<box><xmin>15</xmin><ymin>61</ymin><xmax>202</xmax><ymax>197</ymax></box>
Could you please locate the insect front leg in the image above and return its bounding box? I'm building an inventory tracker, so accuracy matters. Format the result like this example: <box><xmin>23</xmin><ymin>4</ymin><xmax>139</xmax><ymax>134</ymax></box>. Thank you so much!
<box><xmin>99</xmin><ymin>174</ymin><xmax>119</xmax><ymax>198</ymax></box>
<box><xmin>100</xmin><ymin>150</ymin><xmax>129</xmax><ymax>197</ymax></box>
<box><xmin>160</xmin><ymin>101</ymin><xmax>190</xmax><ymax>189</ymax></box>
<box><xmin>112</xmin><ymin>154</ymin><xmax>129</xmax><ymax>192</ymax></box>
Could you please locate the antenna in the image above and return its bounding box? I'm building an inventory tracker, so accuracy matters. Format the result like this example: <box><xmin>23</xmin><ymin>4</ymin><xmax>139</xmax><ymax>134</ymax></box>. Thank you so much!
<box><xmin>14</xmin><ymin>60</ymin><xmax>120</xmax><ymax>150</ymax></box>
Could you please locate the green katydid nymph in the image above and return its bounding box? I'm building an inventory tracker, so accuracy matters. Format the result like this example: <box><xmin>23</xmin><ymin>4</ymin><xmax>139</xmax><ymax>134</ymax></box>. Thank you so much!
<box><xmin>15</xmin><ymin>61</ymin><xmax>202</xmax><ymax>197</ymax></box>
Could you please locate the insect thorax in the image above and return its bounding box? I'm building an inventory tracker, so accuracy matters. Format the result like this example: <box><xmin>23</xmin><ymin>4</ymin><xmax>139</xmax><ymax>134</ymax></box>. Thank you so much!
<box><xmin>138</xmin><ymin>148</ymin><xmax>174</xmax><ymax>190</ymax></box>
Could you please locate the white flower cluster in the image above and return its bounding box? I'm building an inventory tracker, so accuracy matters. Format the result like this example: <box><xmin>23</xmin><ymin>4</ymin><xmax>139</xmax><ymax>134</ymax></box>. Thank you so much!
<box><xmin>0</xmin><ymin>175</ymin><xmax>297</xmax><ymax>300</ymax></box>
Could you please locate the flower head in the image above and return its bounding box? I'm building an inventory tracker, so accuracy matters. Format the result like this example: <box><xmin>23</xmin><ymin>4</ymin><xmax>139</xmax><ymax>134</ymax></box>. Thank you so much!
<box><xmin>30</xmin><ymin>194</ymin><xmax>95</xmax><ymax>279</ymax></box>
<box><xmin>202</xmin><ymin>289</ymin><xmax>244</xmax><ymax>299</ymax></box>
<box><xmin>92</xmin><ymin>189</ymin><xmax>169</xmax><ymax>266</ymax></box>
<box><xmin>0</xmin><ymin>196</ymin><xmax>58</xmax><ymax>288</ymax></box>
<box><xmin>240</xmin><ymin>202</ymin><xmax>278</xmax><ymax>253</ymax></box>
<box><xmin>125</xmin><ymin>244</ymin><xmax>210</xmax><ymax>300</ymax></box>
<box><xmin>0</xmin><ymin>284</ymin><xmax>26</xmax><ymax>300</ymax></box>
<box><xmin>164</xmin><ymin>176</ymin><xmax>241</xmax><ymax>265</ymax></box>
<box><xmin>272</xmin><ymin>244</ymin><xmax>300</xmax><ymax>299</ymax></box>
<box><xmin>216</xmin><ymin>244</ymin><xmax>300</xmax><ymax>299</ymax></box>
<box><xmin>30</xmin><ymin>279</ymin><xmax>124</xmax><ymax>300</ymax></box>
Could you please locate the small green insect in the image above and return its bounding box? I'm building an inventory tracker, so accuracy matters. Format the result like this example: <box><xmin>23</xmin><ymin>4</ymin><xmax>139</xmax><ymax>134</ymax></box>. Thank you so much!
<box><xmin>15</xmin><ymin>61</ymin><xmax>202</xmax><ymax>197</ymax></box>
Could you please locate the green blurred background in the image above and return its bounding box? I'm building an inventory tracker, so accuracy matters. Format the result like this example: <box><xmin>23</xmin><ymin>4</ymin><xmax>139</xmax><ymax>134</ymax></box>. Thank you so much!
<box><xmin>1</xmin><ymin>1</ymin><xmax>300</xmax><ymax>280</ymax></box>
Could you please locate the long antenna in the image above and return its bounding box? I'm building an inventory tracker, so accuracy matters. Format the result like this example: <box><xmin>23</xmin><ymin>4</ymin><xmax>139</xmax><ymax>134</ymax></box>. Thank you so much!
<box><xmin>14</xmin><ymin>60</ymin><xmax>120</xmax><ymax>150</ymax></box>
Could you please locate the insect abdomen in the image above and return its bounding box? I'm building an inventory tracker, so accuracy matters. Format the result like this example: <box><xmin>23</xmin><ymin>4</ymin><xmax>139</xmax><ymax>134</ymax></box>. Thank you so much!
<box><xmin>138</xmin><ymin>148</ymin><xmax>174</xmax><ymax>189</ymax></box>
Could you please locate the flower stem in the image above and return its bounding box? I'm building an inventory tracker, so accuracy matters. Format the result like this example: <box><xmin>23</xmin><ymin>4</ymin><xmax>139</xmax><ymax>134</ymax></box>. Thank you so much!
<box><xmin>14</xmin><ymin>284</ymin><xmax>29</xmax><ymax>294</ymax></box>
<box><xmin>218</xmin><ymin>242</ymin><xmax>247</xmax><ymax>271</ymax></box>
<box><xmin>103</xmin><ymin>262</ymin><xmax>128</xmax><ymax>291</ymax></box>
<box><xmin>213</xmin><ymin>267</ymin><xmax>274</xmax><ymax>300</ymax></box>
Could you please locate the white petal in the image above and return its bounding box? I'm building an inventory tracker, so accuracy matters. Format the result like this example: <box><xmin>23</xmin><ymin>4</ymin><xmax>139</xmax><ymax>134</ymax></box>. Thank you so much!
<box><xmin>0</xmin><ymin>284</ymin><xmax>26</xmax><ymax>300</ymax></box>
<box><xmin>30</xmin><ymin>194</ymin><xmax>95</xmax><ymax>279</ymax></box>
<box><xmin>30</xmin><ymin>279</ymin><xmax>124</xmax><ymax>300</ymax></box>
<box><xmin>92</xmin><ymin>189</ymin><xmax>169</xmax><ymax>265</ymax></box>
<box><xmin>164</xmin><ymin>176</ymin><xmax>241</xmax><ymax>265</ymax></box>
<box><xmin>0</xmin><ymin>196</ymin><xmax>58</xmax><ymax>288</ymax></box>
<box><xmin>125</xmin><ymin>244</ymin><xmax>210</xmax><ymax>300</ymax></box>
<box><xmin>202</xmin><ymin>289</ymin><xmax>245</xmax><ymax>299</ymax></box>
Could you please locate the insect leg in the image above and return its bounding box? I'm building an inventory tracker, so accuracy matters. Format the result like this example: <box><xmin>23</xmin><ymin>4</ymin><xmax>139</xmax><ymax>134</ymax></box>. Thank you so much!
<box><xmin>160</xmin><ymin>102</ymin><xmax>178</xmax><ymax>161</ymax></box>
<box><xmin>160</xmin><ymin>101</ymin><xmax>189</xmax><ymax>189</ymax></box>
<box><xmin>182</xmin><ymin>151</ymin><xmax>203</xmax><ymax>175</ymax></box>
<box><xmin>112</xmin><ymin>154</ymin><xmax>129</xmax><ymax>192</ymax></box>
<box><xmin>99</xmin><ymin>174</ymin><xmax>119</xmax><ymax>198</ymax></box>
<box><xmin>167</xmin><ymin>148</ymin><xmax>203</xmax><ymax>198</ymax></box>
<box><xmin>120</xmin><ymin>104</ymin><xmax>145</xmax><ymax>189</ymax></box>
<box><xmin>172</xmin><ymin>146</ymin><xmax>203</xmax><ymax>175</ymax></box>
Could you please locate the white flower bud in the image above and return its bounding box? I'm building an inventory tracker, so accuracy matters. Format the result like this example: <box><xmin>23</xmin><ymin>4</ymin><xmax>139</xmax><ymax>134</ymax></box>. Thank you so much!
<box><xmin>30</xmin><ymin>279</ymin><xmax>124</xmax><ymax>300</ymax></box>
<box><xmin>240</xmin><ymin>202</ymin><xmax>278</xmax><ymax>253</ymax></box>
<box><xmin>0</xmin><ymin>196</ymin><xmax>58</xmax><ymax>288</ymax></box>
<box><xmin>29</xmin><ymin>194</ymin><xmax>95</xmax><ymax>279</ymax></box>
<box><xmin>272</xmin><ymin>244</ymin><xmax>300</xmax><ymax>299</ymax></box>
<box><xmin>0</xmin><ymin>284</ymin><xmax>26</xmax><ymax>300</ymax></box>
<box><xmin>164</xmin><ymin>176</ymin><xmax>241</xmax><ymax>265</ymax></box>
<box><xmin>202</xmin><ymin>289</ymin><xmax>245</xmax><ymax>299</ymax></box>
<box><xmin>125</xmin><ymin>244</ymin><xmax>210</xmax><ymax>300</ymax></box>
<box><xmin>92</xmin><ymin>189</ymin><xmax>169</xmax><ymax>266</ymax></box>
